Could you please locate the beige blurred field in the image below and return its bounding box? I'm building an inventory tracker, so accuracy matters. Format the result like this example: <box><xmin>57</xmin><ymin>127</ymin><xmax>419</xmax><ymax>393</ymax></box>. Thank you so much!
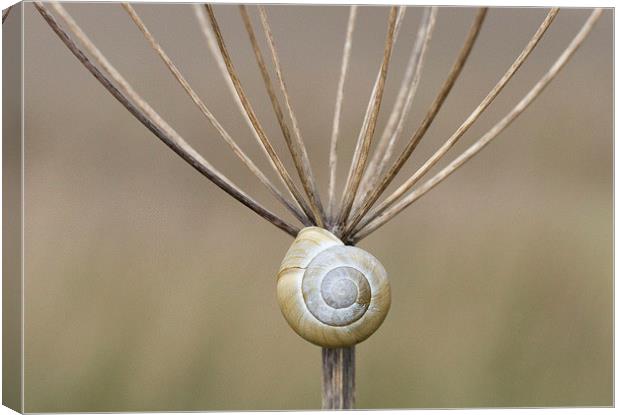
<box><xmin>16</xmin><ymin>2</ymin><xmax>612</xmax><ymax>411</ymax></box>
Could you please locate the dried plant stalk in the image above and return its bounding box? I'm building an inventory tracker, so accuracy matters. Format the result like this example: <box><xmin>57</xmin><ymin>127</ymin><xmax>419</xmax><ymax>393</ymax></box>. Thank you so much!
<box><xmin>34</xmin><ymin>2</ymin><xmax>605</xmax><ymax>410</ymax></box>
<box><xmin>353</xmin><ymin>8</ymin><xmax>603</xmax><ymax>243</ymax></box>
<box><xmin>194</xmin><ymin>4</ymin><xmax>312</xmax><ymax>221</ymax></box>
<box><xmin>34</xmin><ymin>1</ymin><xmax>300</xmax><ymax>237</ymax></box>
<box><xmin>356</xmin><ymin>7</ymin><xmax>437</xmax><ymax>206</ymax></box>
<box><xmin>334</xmin><ymin>6</ymin><xmax>400</xmax><ymax>231</ymax></box>
<box><xmin>204</xmin><ymin>4</ymin><xmax>319</xmax><ymax>225</ymax></box>
<box><xmin>322</xmin><ymin>347</ymin><xmax>355</xmax><ymax>409</ymax></box>
<box><xmin>327</xmin><ymin>6</ymin><xmax>358</xmax><ymax>222</ymax></box>
<box><xmin>238</xmin><ymin>5</ymin><xmax>294</xmax><ymax>165</ymax></box>
<box><xmin>237</xmin><ymin>6</ymin><xmax>314</xmax><ymax>223</ymax></box>
<box><xmin>344</xmin><ymin>8</ymin><xmax>488</xmax><ymax>236</ymax></box>
<box><xmin>238</xmin><ymin>5</ymin><xmax>324</xmax><ymax>226</ymax></box>
<box><xmin>349</xmin><ymin>5</ymin><xmax>409</xmax><ymax>214</ymax></box>
<box><xmin>352</xmin><ymin>7</ymin><xmax>559</xmax><ymax>235</ymax></box>
<box><xmin>122</xmin><ymin>3</ymin><xmax>309</xmax><ymax>226</ymax></box>
<box><xmin>192</xmin><ymin>5</ymin><xmax>283</xmax><ymax>180</ymax></box>
<box><xmin>256</xmin><ymin>6</ymin><xmax>326</xmax><ymax>226</ymax></box>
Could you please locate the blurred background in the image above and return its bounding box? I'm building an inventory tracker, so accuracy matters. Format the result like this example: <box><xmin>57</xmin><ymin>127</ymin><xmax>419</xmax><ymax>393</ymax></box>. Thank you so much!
<box><xmin>18</xmin><ymin>2</ymin><xmax>611</xmax><ymax>411</ymax></box>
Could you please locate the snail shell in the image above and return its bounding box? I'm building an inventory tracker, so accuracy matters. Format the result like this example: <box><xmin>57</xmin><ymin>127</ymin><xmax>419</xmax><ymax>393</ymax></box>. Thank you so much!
<box><xmin>276</xmin><ymin>227</ymin><xmax>390</xmax><ymax>347</ymax></box>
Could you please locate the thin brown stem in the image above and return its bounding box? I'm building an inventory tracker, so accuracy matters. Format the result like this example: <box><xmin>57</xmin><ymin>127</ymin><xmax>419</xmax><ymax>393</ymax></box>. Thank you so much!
<box><xmin>334</xmin><ymin>6</ymin><xmax>400</xmax><ymax>233</ymax></box>
<box><xmin>193</xmin><ymin>4</ymin><xmax>312</xmax><ymax>220</ymax></box>
<box><xmin>322</xmin><ymin>347</ymin><xmax>355</xmax><ymax>409</ymax></box>
<box><xmin>122</xmin><ymin>3</ymin><xmax>309</xmax><ymax>226</ymax></box>
<box><xmin>193</xmin><ymin>7</ymin><xmax>272</xmax><ymax>164</ymax></box>
<box><xmin>327</xmin><ymin>6</ymin><xmax>358</xmax><ymax>223</ymax></box>
<box><xmin>204</xmin><ymin>4</ymin><xmax>318</xmax><ymax>225</ymax></box>
<box><xmin>352</xmin><ymin>8</ymin><xmax>603</xmax><ymax>243</ymax></box>
<box><xmin>256</xmin><ymin>6</ymin><xmax>326</xmax><ymax>227</ymax></box>
<box><xmin>2</xmin><ymin>4</ymin><xmax>13</xmax><ymax>23</ymax></box>
<box><xmin>356</xmin><ymin>7</ymin><xmax>437</xmax><ymax>206</ymax></box>
<box><xmin>34</xmin><ymin>2</ymin><xmax>299</xmax><ymax>237</ymax></box>
<box><xmin>347</xmin><ymin>6</ymin><xmax>407</xmax><ymax>216</ymax></box>
<box><xmin>353</xmin><ymin>7</ymin><xmax>559</xmax><ymax>235</ymax></box>
<box><xmin>239</xmin><ymin>6</ymin><xmax>323</xmax><ymax>227</ymax></box>
<box><xmin>343</xmin><ymin>8</ymin><xmax>487</xmax><ymax>238</ymax></box>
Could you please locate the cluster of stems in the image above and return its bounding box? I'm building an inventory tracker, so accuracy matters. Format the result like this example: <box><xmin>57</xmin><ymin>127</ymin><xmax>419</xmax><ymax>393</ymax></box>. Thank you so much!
<box><xmin>28</xmin><ymin>2</ymin><xmax>602</xmax><ymax>409</ymax></box>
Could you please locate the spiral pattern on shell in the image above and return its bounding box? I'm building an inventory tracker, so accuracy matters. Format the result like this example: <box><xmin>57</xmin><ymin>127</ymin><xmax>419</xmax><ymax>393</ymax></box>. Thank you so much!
<box><xmin>277</xmin><ymin>227</ymin><xmax>391</xmax><ymax>347</ymax></box>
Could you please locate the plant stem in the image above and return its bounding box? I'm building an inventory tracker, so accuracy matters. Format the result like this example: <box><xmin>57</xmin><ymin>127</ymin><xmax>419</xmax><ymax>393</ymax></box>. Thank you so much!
<box><xmin>320</xmin><ymin>227</ymin><xmax>357</xmax><ymax>409</ymax></box>
<box><xmin>322</xmin><ymin>346</ymin><xmax>355</xmax><ymax>409</ymax></box>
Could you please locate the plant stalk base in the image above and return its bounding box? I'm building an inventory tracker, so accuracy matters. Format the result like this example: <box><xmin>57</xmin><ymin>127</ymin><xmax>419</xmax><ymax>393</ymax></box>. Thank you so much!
<box><xmin>321</xmin><ymin>346</ymin><xmax>355</xmax><ymax>409</ymax></box>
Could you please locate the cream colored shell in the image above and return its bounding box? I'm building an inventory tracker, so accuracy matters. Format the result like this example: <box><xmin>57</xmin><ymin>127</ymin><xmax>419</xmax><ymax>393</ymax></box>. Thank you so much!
<box><xmin>277</xmin><ymin>227</ymin><xmax>391</xmax><ymax>347</ymax></box>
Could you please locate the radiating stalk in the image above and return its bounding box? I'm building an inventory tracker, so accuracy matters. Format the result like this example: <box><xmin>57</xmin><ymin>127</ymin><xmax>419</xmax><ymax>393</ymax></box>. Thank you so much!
<box><xmin>335</xmin><ymin>7</ymin><xmax>400</xmax><ymax>231</ymax></box>
<box><xmin>352</xmin><ymin>8</ymin><xmax>603</xmax><ymax>243</ymax></box>
<box><xmin>327</xmin><ymin>6</ymin><xmax>358</xmax><ymax>222</ymax></box>
<box><xmin>343</xmin><ymin>8</ymin><xmax>488</xmax><ymax>237</ymax></box>
<box><xmin>352</xmin><ymin>7</ymin><xmax>559</xmax><ymax>235</ymax></box>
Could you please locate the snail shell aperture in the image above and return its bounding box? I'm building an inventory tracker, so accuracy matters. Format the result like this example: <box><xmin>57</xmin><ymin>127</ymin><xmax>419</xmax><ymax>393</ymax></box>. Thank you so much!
<box><xmin>276</xmin><ymin>227</ymin><xmax>391</xmax><ymax>347</ymax></box>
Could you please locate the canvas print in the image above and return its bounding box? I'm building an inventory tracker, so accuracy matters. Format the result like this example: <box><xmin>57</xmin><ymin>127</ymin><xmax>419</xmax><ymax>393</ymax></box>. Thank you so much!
<box><xmin>2</xmin><ymin>1</ymin><xmax>613</xmax><ymax>412</ymax></box>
